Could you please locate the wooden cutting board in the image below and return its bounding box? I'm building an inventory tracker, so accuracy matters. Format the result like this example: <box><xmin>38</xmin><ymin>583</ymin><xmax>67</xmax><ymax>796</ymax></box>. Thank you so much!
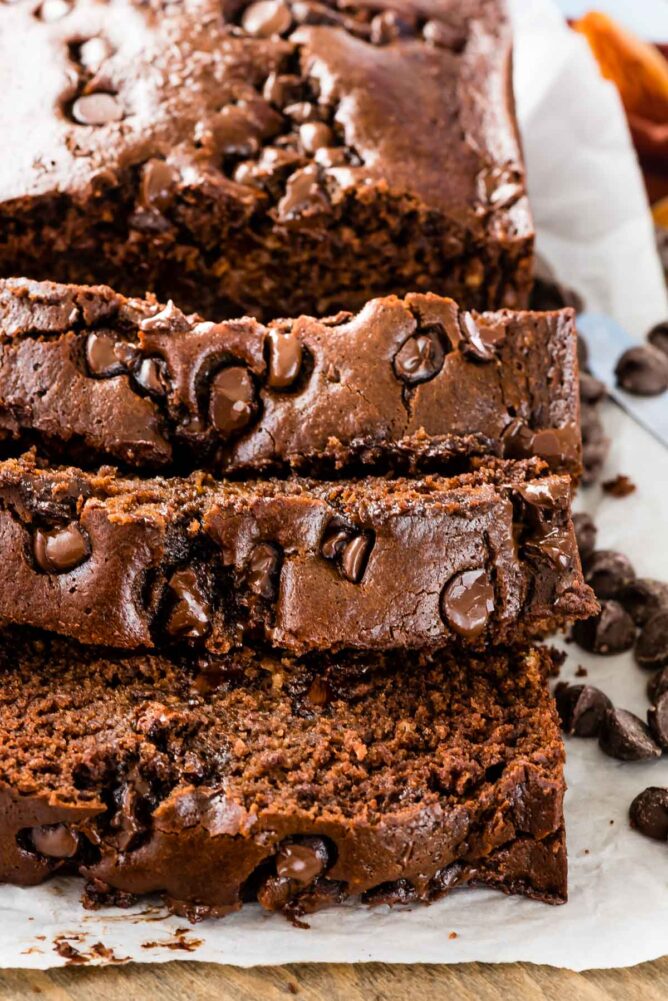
<box><xmin>0</xmin><ymin>959</ymin><xmax>666</xmax><ymax>1000</ymax></box>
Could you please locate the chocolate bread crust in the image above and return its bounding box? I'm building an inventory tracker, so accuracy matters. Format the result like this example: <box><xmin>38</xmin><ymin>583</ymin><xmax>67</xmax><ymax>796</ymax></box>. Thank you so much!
<box><xmin>0</xmin><ymin>279</ymin><xmax>581</xmax><ymax>478</ymax></box>
<box><xmin>0</xmin><ymin>453</ymin><xmax>597</xmax><ymax>654</ymax></box>
<box><xmin>0</xmin><ymin>0</ymin><xmax>532</xmax><ymax>319</ymax></box>
<box><xmin>0</xmin><ymin>633</ymin><xmax>567</xmax><ymax>919</ymax></box>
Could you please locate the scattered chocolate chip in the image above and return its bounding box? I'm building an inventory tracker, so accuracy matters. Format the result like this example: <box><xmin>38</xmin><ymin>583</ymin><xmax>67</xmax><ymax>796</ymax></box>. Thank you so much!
<box><xmin>579</xmin><ymin>371</ymin><xmax>606</xmax><ymax>405</ymax></box>
<box><xmin>648</xmin><ymin>691</ymin><xmax>668</xmax><ymax>749</ymax></box>
<box><xmin>276</xmin><ymin>838</ymin><xmax>328</xmax><ymax>885</ymax></box>
<box><xmin>393</xmin><ymin>328</ymin><xmax>446</xmax><ymax>384</ymax></box>
<box><xmin>577</xmin><ymin>334</ymin><xmax>589</xmax><ymax>368</ymax></box>
<box><xmin>30</xmin><ymin>824</ymin><xmax>78</xmax><ymax>859</ymax></box>
<box><xmin>459</xmin><ymin>312</ymin><xmax>505</xmax><ymax>361</ymax></box>
<box><xmin>647</xmin><ymin>321</ymin><xmax>668</xmax><ymax>356</ymax></box>
<box><xmin>584</xmin><ymin>550</ymin><xmax>635</xmax><ymax>601</ymax></box>
<box><xmin>629</xmin><ymin>787</ymin><xmax>668</xmax><ymax>840</ymax></box>
<box><xmin>36</xmin><ymin>0</ymin><xmax>71</xmax><ymax>20</ymax></box>
<box><xmin>266</xmin><ymin>328</ymin><xmax>303</xmax><ymax>389</ymax></box>
<box><xmin>440</xmin><ymin>568</ymin><xmax>494</xmax><ymax>639</ymax></box>
<box><xmin>555</xmin><ymin>683</ymin><xmax>612</xmax><ymax>737</ymax></box>
<box><xmin>241</xmin><ymin>0</ymin><xmax>292</xmax><ymax>37</ymax></box>
<box><xmin>77</xmin><ymin>36</ymin><xmax>113</xmax><ymax>73</ymax></box>
<box><xmin>71</xmin><ymin>92</ymin><xmax>124</xmax><ymax>126</ymax></box>
<box><xmin>165</xmin><ymin>568</ymin><xmax>211</xmax><ymax>639</ymax></box>
<box><xmin>581</xmin><ymin>403</ymin><xmax>609</xmax><ymax>484</ymax></box>
<box><xmin>615</xmin><ymin>344</ymin><xmax>668</xmax><ymax>396</ymax></box>
<box><xmin>601</xmin><ymin>474</ymin><xmax>636</xmax><ymax>498</ymax></box>
<box><xmin>209</xmin><ymin>366</ymin><xmax>256</xmax><ymax>436</ymax></box>
<box><xmin>85</xmin><ymin>331</ymin><xmax>126</xmax><ymax>377</ymax></box>
<box><xmin>140</xmin><ymin>159</ymin><xmax>177</xmax><ymax>213</ymax></box>
<box><xmin>635</xmin><ymin>610</ymin><xmax>668</xmax><ymax>671</ymax></box>
<box><xmin>422</xmin><ymin>19</ymin><xmax>466</xmax><ymax>50</ymax></box>
<box><xmin>299</xmin><ymin>122</ymin><xmax>334</xmax><ymax>154</ymax></box>
<box><xmin>244</xmin><ymin>542</ymin><xmax>281</xmax><ymax>600</ymax></box>
<box><xmin>33</xmin><ymin>524</ymin><xmax>89</xmax><ymax>574</ymax></box>
<box><xmin>572</xmin><ymin>601</ymin><xmax>636</xmax><ymax>655</ymax></box>
<box><xmin>573</xmin><ymin>512</ymin><xmax>597</xmax><ymax>562</ymax></box>
<box><xmin>620</xmin><ymin>578</ymin><xmax>668</xmax><ymax>626</ymax></box>
<box><xmin>321</xmin><ymin>523</ymin><xmax>372</xmax><ymax>584</ymax></box>
<box><xmin>599</xmin><ymin>708</ymin><xmax>661</xmax><ymax>761</ymax></box>
<box><xmin>648</xmin><ymin>666</ymin><xmax>668</xmax><ymax>703</ymax></box>
<box><xmin>575</xmin><ymin>665</ymin><xmax>588</xmax><ymax>677</ymax></box>
<box><xmin>133</xmin><ymin>357</ymin><xmax>169</xmax><ymax>397</ymax></box>
<box><xmin>306</xmin><ymin>677</ymin><xmax>331</xmax><ymax>707</ymax></box>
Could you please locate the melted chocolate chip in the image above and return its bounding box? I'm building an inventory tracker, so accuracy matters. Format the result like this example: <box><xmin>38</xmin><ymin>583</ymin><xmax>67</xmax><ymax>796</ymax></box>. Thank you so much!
<box><xmin>71</xmin><ymin>92</ymin><xmax>124</xmax><ymax>126</ymax></box>
<box><xmin>599</xmin><ymin>708</ymin><xmax>661</xmax><ymax>761</ymax></box>
<box><xmin>573</xmin><ymin>512</ymin><xmax>597</xmax><ymax>562</ymax></box>
<box><xmin>266</xmin><ymin>328</ymin><xmax>303</xmax><ymax>389</ymax></box>
<box><xmin>629</xmin><ymin>787</ymin><xmax>668</xmax><ymax>841</ymax></box>
<box><xmin>257</xmin><ymin>874</ymin><xmax>293</xmax><ymax>911</ymax></box>
<box><xmin>555</xmin><ymin>683</ymin><xmax>612</xmax><ymax>738</ymax></box>
<box><xmin>241</xmin><ymin>0</ymin><xmax>293</xmax><ymax>37</ymax></box>
<box><xmin>648</xmin><ymin>691</ymin><xmax>668</xmax><ymax>750</ymax></box>
<box><xmin>572</xmin><ymin>601</ymin><xmax>636</xmax><ymax>656</ymax></box>
<box><xmin>209</xmin><ymin>366</ymin><xmax>256</xmax><ymax>436</ymax></box>
<box><xmin>440</xmin><ymin>568</ymin><xmax>494</xmax><ymax>639</ymax></box>
<box><xmin>30</xmin><ymin>824</ymin><xmax>78</xmax><ymax>859</ymax></box>
<box><xmin>422</xmin><ymin>19</ymin><xmax>466</xmax><ymax>50</ymax></box>
<box><xmin>393</xmin><ymin>328</ymin><xmax>446</xmax><ymax>385</ymax></box>
<box><xmin>635</xmin><ymin>610</ymin><xmax>668</xmax><ymax>671</ymax></box>
<box><xmin>502</xmin><ymin>420</ymin><xmax>580</xmax><ymax>469</ymax></box>
<box><xmin>77</xmin><ymin>36</ymin><xmax>113</xmax><ymax>73</ymax></box>
<box><xmin>584</xmin><ymin>550</ymin><xmax>636</xmax><ymax>601</ymax></box>
<box><xmin>276</xmin><ymin>165</ymin><xmax>330</xmax><ymax>223</ymax></box>
<box><xmin>33</xmin><ymin>524</ymin><xmax>89</xmax><ymax>574</ymax></box>
<box><xmin>37</xmin><ymin>0</ymin><xmax>70</xmax><ymax>19</ymax></box>
<box><xmin>615</xmin><ymin>345</ymin><xmax>668</xmax><ymax>396</ymax></box>
<box><xmin>299</xmin><ymin>122</ymin><xmax>334</xmax><ymax>154</ymax></box>
<box><xmin>244</xmin><ymin>542</ymin><xmax>281</xmax><ymax>600</ymax></box>
<box><xmin>620</xmin><ymin>578</ymin><xmax>668</xmax><ymax>626</ymax></box>
<box><xmin>460</xmin><ymin>312</ymin><xmax>506</xmax><ymax>361</ymax></box>
<box><xmin>369</xmin><ymin>10</ymin><xmax>413</xmax><ymax>44</ymax></box>
<box><xmin>134</xmin><ymin>357</ymin><xmax>169</xmax><ymax>397</ymax></box>
<box><xmin>85</xmin><ymin>332</ymin><xmax>125</xmax><ymax>377</ymax></box>
<box><xmin>165</xmin><ymin>568</ymin><xmax>211</xmax><ymax>639</ymax></box>
<box><xmin>262</xmin><ymin>72</ymin><xmax>302</xmax><ymax>107</ymax></box>
<box><xmin>320</xmin><ymin>523</ymin><xmax>372</xmax><ymax>584</ymax></box>
<box><xmin>340</xmin><ymin>535</ymin><xmax>371</xmax><ymax>583</ymax></box>
<box><xmin>275</xmin><ymin>838</ymin><xmax>329</xmax><ymax>885</ymax></box>
<box><xmin>140</xmin><ymin>159</ymin><xmax>177</xmax><ymax>213</ymax></box>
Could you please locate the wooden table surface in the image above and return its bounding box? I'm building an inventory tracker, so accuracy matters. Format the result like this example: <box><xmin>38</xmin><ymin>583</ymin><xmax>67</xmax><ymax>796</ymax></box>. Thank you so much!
<box><xmin>0</xmin><ymin>958</ymin><xmax>666</xmax><ymax>1000</ymax></box>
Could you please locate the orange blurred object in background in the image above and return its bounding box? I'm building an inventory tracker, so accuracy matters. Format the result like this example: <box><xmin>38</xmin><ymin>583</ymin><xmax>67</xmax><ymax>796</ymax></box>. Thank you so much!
<box><xmin>573</xmin><ymin>11</ymin><xmax>668</xmax><ymax>206</ymax></box>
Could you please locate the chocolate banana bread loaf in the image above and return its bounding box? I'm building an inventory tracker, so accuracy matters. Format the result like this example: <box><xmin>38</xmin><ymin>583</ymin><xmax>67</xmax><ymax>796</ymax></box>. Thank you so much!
<box><xmin>0</xmin><ymin>631</ymin><xmax>567</xmax><ymax>920</ymax></box>
<box><xmin>0</xmin><ymin>279</ymin><xmax>581</xmax><ymax>477</ymax></box>
<box><xmin>0</xmin><ymin>453</ymin><xmax>596</xmax><ymax>654</ymax></box>
<box><xmin>0</xmin><ymin>0</ymin><xmax>532</xmax><ymax>319</ymax></box>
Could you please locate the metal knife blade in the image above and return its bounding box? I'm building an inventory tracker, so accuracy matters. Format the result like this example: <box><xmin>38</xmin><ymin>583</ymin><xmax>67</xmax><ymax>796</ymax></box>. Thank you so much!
<box><xmin>577</xmin><ymin>312</ymin><xmax>668</xmax><ymax>451</ymax></box>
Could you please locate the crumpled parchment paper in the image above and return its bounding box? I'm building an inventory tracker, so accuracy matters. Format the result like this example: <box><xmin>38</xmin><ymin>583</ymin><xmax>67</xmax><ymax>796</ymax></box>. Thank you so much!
<box><xmin>1</xmin><ymin>0</ymin><xmax>666</xmax><ymax>970</ymax></box>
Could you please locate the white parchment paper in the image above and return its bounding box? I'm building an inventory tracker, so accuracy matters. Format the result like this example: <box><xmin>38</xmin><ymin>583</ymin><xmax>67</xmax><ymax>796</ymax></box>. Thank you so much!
<box><xmin>1</xmin><ymin>0</ymin><xmax>667</xmax><ymax>971</ymax></box>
